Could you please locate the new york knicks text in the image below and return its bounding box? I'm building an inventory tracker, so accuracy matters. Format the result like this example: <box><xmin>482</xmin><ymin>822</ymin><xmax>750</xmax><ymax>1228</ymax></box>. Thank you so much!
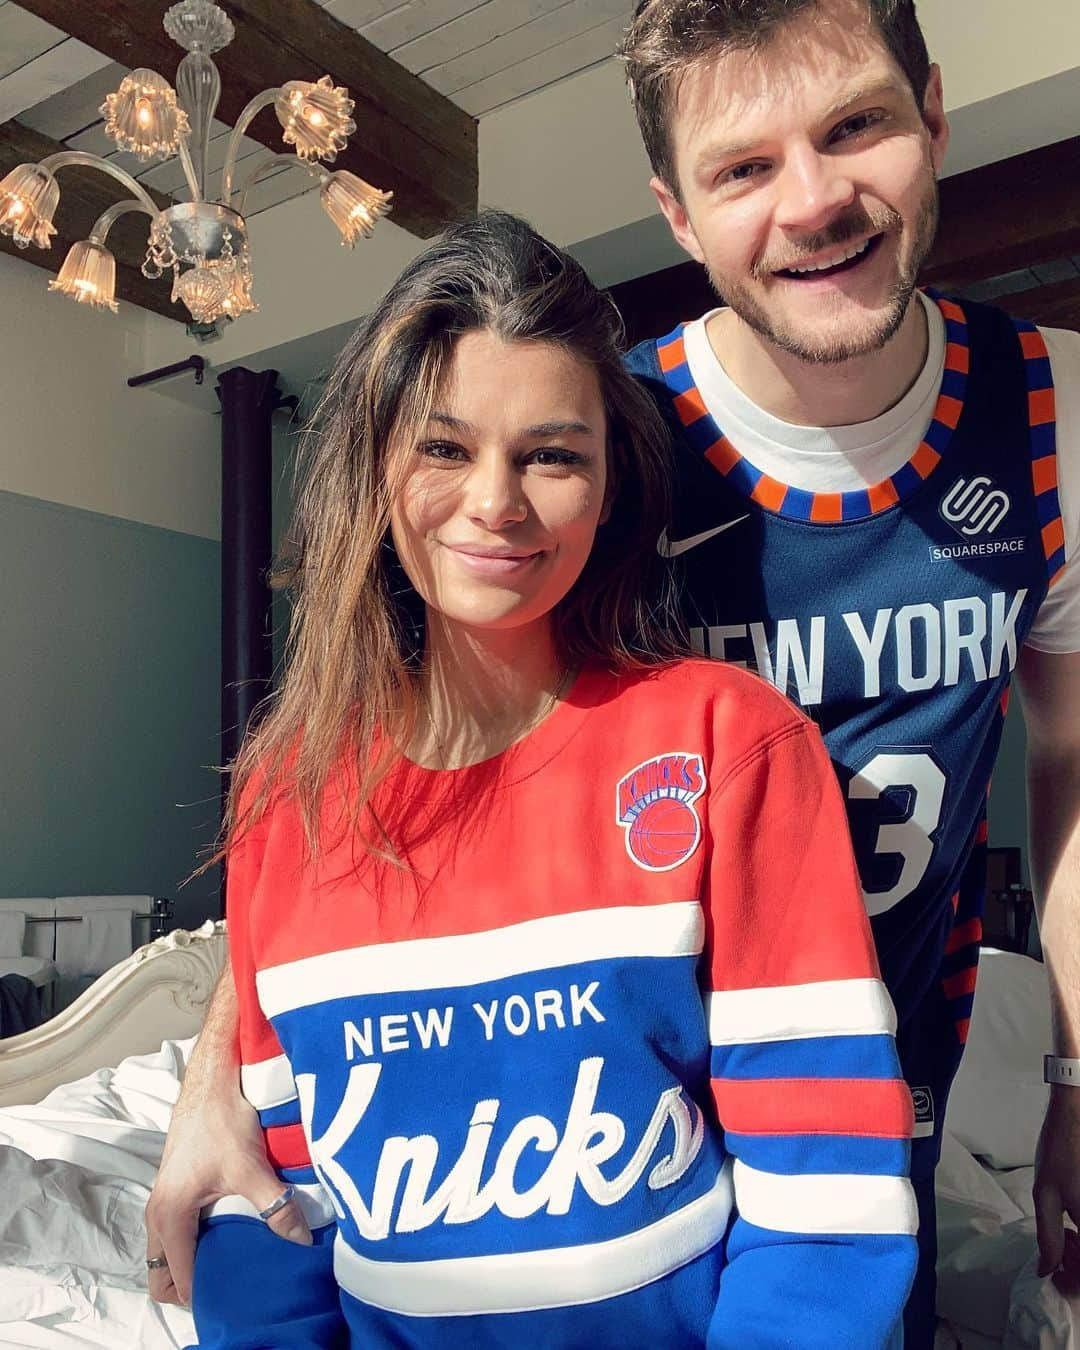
<box><xmin>690</xmin><ymin>588</ymin><xmax>1027</xmax><ymax>706</ymax></box>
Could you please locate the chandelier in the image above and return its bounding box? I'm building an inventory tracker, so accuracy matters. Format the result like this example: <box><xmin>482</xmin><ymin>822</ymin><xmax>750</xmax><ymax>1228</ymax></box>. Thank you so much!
<box><xmin>0</xmin><ymin>0</ymin><xmax>393</xmax><ymax>326</ymax></box>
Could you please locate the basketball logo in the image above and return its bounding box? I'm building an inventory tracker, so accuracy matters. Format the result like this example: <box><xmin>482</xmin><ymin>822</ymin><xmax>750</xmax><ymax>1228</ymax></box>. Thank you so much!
<box><xmin>616</xmin><ymin>752</ymin><xmax>706</xmax><ymax>872</ymax></box>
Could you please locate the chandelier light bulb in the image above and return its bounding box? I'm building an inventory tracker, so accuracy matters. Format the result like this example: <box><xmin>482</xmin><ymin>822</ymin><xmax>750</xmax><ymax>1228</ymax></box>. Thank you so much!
<box><xmin>0</xmin><ymin>163</ymin><xmax>59</xmax><ymax>249</ymax></box>
<box><xmin>275</xmin><ymin>76</ymin><xmax>355</xmax><ymax>162</ymax></box>
<box><xmin>319</xmin><ymin>170</ymin><xmax>393</xmax><ymax>247</ymax></box>
<box><xmin>100</xmin><ymin>69</ymin><xmax>190</xmax><ymax>161</ymax></box>
<box><xmin>48</xmin><ymin>240</ymin><xmax>119</xmax><ymax>312</ymax></box>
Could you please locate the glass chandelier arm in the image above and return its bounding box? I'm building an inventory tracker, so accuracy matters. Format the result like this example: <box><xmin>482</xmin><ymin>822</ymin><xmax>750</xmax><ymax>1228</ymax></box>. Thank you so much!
<box><xmin>220</xmin><ymin>89</ymin><xmax>280</xmax><ymax>203</ymax></box>
<box><xmin>177</xmin><ymin>137</ymin><xmax>202</xmax><ymax>201</ymax></box>
<box><xmin>234</xmin><ymin>154</ymin><xmax>327</xmax><ymax>215</ymax></box>
<box><xmin>88</xmin><ymin>198</ymin><xmax>158</xmax><ymax>246</ymax></box>
<box><xmin>39</xmin><ymin>151</ymin><xmax>161</xmax><ymax>217</ymax></box>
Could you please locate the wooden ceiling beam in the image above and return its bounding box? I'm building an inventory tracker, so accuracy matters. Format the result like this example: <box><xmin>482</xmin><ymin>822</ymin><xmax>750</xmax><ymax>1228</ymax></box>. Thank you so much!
<box><xmin>923</xmin><ymin>136</ymin><xmax>1080</xmax><ymax>288</ymax></box>
<box><xmin>994</xmin><ymin>276</ymin><xmax>1080</xmax><ymax>332</ymax></box>
<box><xmin>13</xmin><ymin>0</ymin><xmax>477</xmax><ymax>238</ymax></box>
<box><xmin>0</xmin><ymin>120</ymin><xmax>181</xmax><ymax>321</ymax></box>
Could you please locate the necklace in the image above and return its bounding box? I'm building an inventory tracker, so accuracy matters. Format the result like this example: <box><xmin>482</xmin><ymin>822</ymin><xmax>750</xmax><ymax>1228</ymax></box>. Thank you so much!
<box><xmin>420</xmin><ymin>665</ymin><xmax>575</xmax><ymax>769</ymax></box>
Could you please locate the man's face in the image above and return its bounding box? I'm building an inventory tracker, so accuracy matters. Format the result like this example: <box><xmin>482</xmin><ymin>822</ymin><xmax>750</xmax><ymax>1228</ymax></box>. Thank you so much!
<box><xmin>652</xmin><ymin>0</ymin><xmax>949</xmax><ymax>364</ymax></box>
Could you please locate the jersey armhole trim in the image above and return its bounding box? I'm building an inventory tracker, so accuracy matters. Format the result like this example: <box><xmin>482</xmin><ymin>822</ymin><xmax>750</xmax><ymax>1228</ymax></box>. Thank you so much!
<box><xmin>1011</xmin><ymin>320</ymin><xmax>1065</xmax><ymax>588</ymax></box>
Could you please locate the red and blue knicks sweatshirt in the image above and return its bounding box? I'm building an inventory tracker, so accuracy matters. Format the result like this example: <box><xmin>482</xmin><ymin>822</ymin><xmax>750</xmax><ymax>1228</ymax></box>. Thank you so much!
<box><xmin>194</xmin><ymin>658</ymin><xmax>917</xmax><ymax>1349</ymax></box>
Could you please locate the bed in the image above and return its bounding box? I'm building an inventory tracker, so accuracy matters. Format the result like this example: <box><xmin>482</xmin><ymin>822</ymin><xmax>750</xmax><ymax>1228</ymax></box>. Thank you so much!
<box><xmin>0</xmin><ymin>929</ymin><xmax>1075</xmax><ymax>1348</ymax></box>
<box><xmin>0</xmin><ymin>921</ymin><xmax>225</xmax><ymax>1349</ymax></box>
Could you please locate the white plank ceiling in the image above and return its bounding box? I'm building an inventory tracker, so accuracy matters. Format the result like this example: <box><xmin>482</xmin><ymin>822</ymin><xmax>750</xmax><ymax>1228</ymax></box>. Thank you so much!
<box><xmin>0</xmin><ymin>0</ymin><xmax>635</xmax><ymax>220</ymax></box>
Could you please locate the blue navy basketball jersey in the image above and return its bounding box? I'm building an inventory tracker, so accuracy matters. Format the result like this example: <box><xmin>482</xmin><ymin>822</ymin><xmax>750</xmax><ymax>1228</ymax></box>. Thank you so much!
<box><xmin>626</xmin><ymin>294</ymin><xmax>1064</xmax><ymax>1172</ymax></box>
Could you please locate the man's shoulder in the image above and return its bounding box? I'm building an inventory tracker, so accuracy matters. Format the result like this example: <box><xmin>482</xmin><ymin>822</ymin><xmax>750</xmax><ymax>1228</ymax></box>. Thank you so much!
<box><xmin>624</xmin><ymin>333</ymin><xmax>664</xmax><ymax>379</ymax></box>
<box><xmin>1038</xmin><ymin>324</ymin><xmax>1080</xmax><ymax>387</ymax></box>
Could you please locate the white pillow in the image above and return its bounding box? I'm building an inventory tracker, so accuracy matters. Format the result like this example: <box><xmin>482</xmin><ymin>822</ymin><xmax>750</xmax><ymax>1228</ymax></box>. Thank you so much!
<box><xmin>0</xmin><ymin>911</ymin><xmax>26</xmax><ymax>959</ymax></box>
<box><xmin>945</xmin><ymin>950</ymin><xmax>1052</xmax><ymax>1169</ymax></box>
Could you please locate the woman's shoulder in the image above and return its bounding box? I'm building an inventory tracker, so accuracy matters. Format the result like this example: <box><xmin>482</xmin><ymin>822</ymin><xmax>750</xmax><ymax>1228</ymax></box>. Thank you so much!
<box><xmin>596</xmin><ymin>657</ymin><xmax>817</xmax><ymax>765</ymax></box>
<box><xmin>612</xmin><ymin>657</ymin><xmax>810</xmax><ymax>722</ymax></box>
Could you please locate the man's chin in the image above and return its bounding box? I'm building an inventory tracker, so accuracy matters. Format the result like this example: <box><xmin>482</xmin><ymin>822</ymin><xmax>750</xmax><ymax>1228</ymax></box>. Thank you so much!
<box><xmin>726</xmin><ymin>283</ymin><xmax>916</xmax><ymax>366</ymax></box>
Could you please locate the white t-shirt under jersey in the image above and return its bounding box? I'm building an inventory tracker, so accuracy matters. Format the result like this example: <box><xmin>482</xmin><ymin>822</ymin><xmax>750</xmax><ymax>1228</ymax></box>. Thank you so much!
<box><xmin>682</xmin><ymin>292</ymin><xmax>1080</xmax><ymax>654</ymax></box>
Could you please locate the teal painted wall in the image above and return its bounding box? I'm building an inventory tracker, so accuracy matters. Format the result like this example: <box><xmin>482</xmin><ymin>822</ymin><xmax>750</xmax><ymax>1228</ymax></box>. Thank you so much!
<box><xmin>0</xmin><ymin>489</ymin><xmax>221</xmax><ymax>929</ymax></box>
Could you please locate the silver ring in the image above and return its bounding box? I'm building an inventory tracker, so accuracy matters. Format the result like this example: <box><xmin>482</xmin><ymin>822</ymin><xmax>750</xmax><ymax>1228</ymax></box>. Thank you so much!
<box><xmin>258</xmin><ymin>1184</ymin><xmax>296</xmax><ymax>1221</ymax></box>
<box><xmin>146</xmin><ymin>1255</ymin><xmax>169</xmax><ymax>1271</ymax></box>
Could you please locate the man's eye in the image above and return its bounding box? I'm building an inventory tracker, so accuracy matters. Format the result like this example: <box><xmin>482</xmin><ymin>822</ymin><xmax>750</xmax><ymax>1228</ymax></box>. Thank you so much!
<box><xmin>723</xmin><ymin>162</ymin><xmax>761</xmax><ymax>185</ymax></box>
<box><xmin>833</xmin><ymin>111</ymin><xmax>882</xmax><ymax>141</ymax></box>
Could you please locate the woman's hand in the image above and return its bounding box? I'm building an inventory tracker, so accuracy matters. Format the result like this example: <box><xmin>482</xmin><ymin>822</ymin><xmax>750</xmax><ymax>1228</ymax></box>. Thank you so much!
<box><xmin>144</xmin><ymin>964</ymin><xmax>312</xmax><ymax>1305</ymax></box>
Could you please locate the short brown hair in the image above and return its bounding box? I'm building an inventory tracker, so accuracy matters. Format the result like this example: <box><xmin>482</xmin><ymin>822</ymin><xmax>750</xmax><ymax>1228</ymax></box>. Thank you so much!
<box><xmin>619</xmin><ymin>0</ymin><xmax>931</xmax><ymax>194</ymax></box>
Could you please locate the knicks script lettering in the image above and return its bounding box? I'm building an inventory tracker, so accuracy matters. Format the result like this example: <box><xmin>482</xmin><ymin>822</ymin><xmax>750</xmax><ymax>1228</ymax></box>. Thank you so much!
<box><xmin>617</xmin><ymin>756</ymin><xmax>705</xmax><ymax>818</ymax></box>
<box><xmin>296</xmin><ymin>1056</ymin><xmax>704</xmax><ymax>1241</ymax></box>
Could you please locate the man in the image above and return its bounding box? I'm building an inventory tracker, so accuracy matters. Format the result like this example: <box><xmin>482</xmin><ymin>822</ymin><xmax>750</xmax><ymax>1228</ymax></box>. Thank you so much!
<box><xmin>619</xmin><ymin>0</ymin><xmax>1080</xmax><ymax>1343</ymax></box>
<box><xmin>146</xmin><ymin>1</ymin><xmax>1080</xmax><ymax>1344</ymax></box>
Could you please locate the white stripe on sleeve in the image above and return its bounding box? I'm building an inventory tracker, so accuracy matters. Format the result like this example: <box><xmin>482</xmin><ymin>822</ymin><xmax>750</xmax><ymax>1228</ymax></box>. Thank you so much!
<box><xmin>240</xmin><ymin>1053</ymin><xmax>298</xmax><ymax>1111</ymax></box>
<box><xmin>258</xmin><ymin>900</ymin><xmax>704</xmax><ymax>1018</ymax></box>
<box><xmin>707</xmin><ymin>977</ymin><xmax>897</xmax><ymax>1046</ymax></box>
<box><xmin>732</xmin><ymin>1159</ymin><xmax>918</xmax><ymax>1236</ymax></box>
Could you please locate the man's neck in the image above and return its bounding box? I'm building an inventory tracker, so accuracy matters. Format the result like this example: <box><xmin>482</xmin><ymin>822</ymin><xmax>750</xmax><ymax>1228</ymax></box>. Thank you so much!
<box><xmin>704</xmin><ymin>294</ymin><xmax>929</xmax><ymax>429</ymax></box>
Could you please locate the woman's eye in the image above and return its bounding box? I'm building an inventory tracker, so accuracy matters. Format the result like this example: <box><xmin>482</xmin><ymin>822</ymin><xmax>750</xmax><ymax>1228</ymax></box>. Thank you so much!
<box><xmin>419</xmin><ymin>440</ymin><xmax>468</xmax><ymax>463</ymax></box>
<box><xmin>528</xmin><ymin>447</ymin><xmax>581</xmax><ymax>468</ymax></box>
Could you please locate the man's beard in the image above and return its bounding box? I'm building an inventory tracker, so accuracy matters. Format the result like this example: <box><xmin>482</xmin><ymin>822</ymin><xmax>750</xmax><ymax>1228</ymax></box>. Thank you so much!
<box><xmin>708</xmin><ymin>180</ymin><xmax>939</xmax><ymax>367</ymax></box>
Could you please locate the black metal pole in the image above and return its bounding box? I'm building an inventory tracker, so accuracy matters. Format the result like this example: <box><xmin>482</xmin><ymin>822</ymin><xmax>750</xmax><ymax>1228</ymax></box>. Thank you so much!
<box><xmin>216</xmin><ymin>366</ymin><xmax>281</xmax><ymax>916</ymax></box>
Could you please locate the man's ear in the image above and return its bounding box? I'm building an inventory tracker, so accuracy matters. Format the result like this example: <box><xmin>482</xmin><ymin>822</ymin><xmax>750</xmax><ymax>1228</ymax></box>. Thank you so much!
<box><xmin>650</xmin><ymin>175</ymin><xmax>707</xmax><ymax>267</ymax></box>
<box><xmin>922</xmin><ymin>64</ymin><xmax>949</xmax><ymax>176</ymax></box>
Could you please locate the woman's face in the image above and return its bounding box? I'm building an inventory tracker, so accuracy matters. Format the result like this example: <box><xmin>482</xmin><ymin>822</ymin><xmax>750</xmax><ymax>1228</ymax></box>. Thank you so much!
<box><xmin>390</xmin><ymin>330</ymin><xmax>610</xmax><ymax>641</ymax></box>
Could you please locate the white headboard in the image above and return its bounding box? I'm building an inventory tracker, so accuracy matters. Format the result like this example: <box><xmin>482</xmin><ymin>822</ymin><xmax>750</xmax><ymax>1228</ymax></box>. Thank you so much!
<box><xmin>0</xmin><ymin>921</ymin><xmax>228</xmax><ymax>1107</ymax></box>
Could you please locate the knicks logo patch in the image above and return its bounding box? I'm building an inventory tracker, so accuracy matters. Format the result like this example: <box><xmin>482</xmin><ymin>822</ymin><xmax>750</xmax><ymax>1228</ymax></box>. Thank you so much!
<box><xmin>616</xmin><ymin>752</ymin><xmax>706</xmax><ymax>872</ymax></box>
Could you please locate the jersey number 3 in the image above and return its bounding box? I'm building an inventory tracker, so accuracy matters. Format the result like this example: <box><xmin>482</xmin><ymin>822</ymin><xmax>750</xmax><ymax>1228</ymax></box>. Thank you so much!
<box><xmin>848</xmin><ymin>752</ymin><xmax>947</xmax><ymax>917</ymax></box>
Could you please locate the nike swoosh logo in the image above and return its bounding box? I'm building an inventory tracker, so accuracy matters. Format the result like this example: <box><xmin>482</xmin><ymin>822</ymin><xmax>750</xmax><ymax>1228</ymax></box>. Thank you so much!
<box><xmin>656</xmin><ymin>515</ymin><xmax>750</xmax><ymax>558</ymax></box>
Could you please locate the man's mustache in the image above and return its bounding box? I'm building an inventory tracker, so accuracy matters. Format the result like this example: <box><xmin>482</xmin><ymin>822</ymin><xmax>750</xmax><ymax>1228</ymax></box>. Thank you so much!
<box><xmin>753</xmin><ymin>206</ymin><xmax>902</xmax><ymax>278</ymax></box>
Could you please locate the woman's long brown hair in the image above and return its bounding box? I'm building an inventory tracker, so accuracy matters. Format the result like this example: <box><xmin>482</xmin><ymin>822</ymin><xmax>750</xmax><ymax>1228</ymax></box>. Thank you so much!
<box><xmin>222</xmin><ymin>209</ymin><xmax>686</xmax><ymax>862</ymax></box>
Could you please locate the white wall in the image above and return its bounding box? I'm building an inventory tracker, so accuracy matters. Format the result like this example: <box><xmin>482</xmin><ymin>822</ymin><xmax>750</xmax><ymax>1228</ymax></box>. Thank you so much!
<box><xmin>0</xmin><ymin>251</ymin><xmax>220</xmax><ymax>538</ymax></box>
<box><xmin>918</xmin><ymin>0</ymin><xmax>1080</xmax><ymax>110</ymax></box>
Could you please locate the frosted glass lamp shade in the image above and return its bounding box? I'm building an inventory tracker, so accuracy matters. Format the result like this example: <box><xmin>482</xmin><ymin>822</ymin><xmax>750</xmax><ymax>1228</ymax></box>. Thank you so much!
<box><xmin>175</xmin><ymin>264</ymin><xmax>228</xmax><ymax>323</ymax></box>
<box><xmin>210</xmin><ymin>257</ymin><xmax>258</xmax><ymax>317</ymax></box>
<box><xmin>48</xmin><ymin>240</ymin><xmax>119</xmax><ymax>312</ymax></box>
<box><xmin>276</xmin><ymin>76</ymin><xmax>355</xmax><ymax>162</ymax></box>
<box><xmin>100</xmin><ymin>69</ymin><xmax>190</xmax><ymax>160</ymax></box>
<box><xmin>0</xmin><ymin>163</ymin><xmax>59</xmax><ymax>249</ymax></box>
<box><xmin>320</xmin><ymin>170</ymin><xmax>392</xmax><ymax>246</ymax></box>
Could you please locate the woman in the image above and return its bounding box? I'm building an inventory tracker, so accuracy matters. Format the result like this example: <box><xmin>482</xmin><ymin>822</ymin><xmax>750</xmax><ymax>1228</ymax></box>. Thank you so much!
<box><xmin>190</xmin><ymin>210</ymin><xmax>916</xmax><ymax>1349</ymax></box>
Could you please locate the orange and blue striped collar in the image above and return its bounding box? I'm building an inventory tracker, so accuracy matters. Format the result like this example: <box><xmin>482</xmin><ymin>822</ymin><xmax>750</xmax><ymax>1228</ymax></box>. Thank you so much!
<box><xmin>654</xmin><ymin>292</ymin><xmax>970</xmax><ymax>524</ymax></box>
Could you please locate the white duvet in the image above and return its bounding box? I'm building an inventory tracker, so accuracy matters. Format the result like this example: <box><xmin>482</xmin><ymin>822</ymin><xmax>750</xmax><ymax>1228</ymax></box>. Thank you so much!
<box><xmin>0</xmin><ymin>1039</ymin><xmax>196</xmax><ymax>1349</ymax></box>
<box><xmin>0</xmin><ymin>952</ymin><xmax>1076</xmax><ymax>1349</ymax></box>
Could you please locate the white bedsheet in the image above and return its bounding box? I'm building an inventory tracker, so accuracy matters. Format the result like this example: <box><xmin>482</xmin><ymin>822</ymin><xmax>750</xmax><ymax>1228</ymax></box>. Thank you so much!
<box><xmin>0</xmin><ymin>1039</ymin><xmax>196</xmax><ymax>1350</ymax></box>
<box><xmin>936</xmin><ymin>953</ymin><xmax>1080</xmax><ymax>1349</ymax></box>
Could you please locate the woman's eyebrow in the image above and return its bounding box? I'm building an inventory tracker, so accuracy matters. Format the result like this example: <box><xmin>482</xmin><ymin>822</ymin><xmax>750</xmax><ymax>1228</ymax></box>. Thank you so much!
<box><xmin>428</xmin><ymin>411</ymin><xmax>472</xmax><ymax>432</ymax></box>
<box><xmin>525</xmin><ymin>420</ymin><xmax>595</xmax><ymax>437</ymax></box>
<box><xmin>427</xmin><ymin>414</ymin><xmax>595</xmax><ymax>437</ymax></box>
